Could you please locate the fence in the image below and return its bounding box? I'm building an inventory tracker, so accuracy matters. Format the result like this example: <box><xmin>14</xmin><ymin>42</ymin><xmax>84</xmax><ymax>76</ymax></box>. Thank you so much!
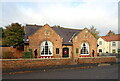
<box><xmin>0</xmin><ymin>47</ymin><xmax>23</xmax><ymax>59</ymax></box>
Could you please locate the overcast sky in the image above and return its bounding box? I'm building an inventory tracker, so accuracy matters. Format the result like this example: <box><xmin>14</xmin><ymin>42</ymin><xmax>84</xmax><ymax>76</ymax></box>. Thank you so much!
<box><xmin>0</xmin><ymin>0</ymin><xmax>119</xmax><ymax>36</ymax></box>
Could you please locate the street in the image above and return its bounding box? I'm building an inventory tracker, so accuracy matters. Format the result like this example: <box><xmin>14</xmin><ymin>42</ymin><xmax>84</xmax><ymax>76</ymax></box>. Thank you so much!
<box><xmin>3</xmin><ymin>64</ymin><xmax>118</xmax><ymax>79</ymax></box>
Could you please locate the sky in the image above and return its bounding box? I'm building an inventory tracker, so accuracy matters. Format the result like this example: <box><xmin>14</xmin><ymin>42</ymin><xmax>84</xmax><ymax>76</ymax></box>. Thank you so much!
<box><xmin>0</xmin><ymin>0</ymin><xmax>119</xmax><ymax>36</ymax></box>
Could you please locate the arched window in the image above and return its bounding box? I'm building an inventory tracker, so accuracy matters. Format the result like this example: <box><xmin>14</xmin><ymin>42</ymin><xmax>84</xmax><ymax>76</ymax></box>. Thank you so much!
<box><xmin>40</xmin><ymin>41</ymin><xmax>53</xmax><ymax>56</ymax></box>
<box><xmin>80</xmin><ymin>42</ymin><xmax>89</xmax><ymax>55</ymax></box>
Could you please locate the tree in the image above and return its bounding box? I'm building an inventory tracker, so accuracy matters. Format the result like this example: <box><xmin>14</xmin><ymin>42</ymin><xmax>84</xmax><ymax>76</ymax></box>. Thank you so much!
<box><xmin>106</xmin><ymin>30</ymin><xmax>115</xmax><ymax>36</ymax></box>
<box><xmin>3</xmin><ymin>23</ymin><xmax>25</xmax><ymax>46</ymax></box>
<box><xmin>0</xmin><ymin>27</ymin><xmax>5</xmax><ymax>45</ymax></box>
<box><xmin>0</xmin><ymin>27</ymin><xmax>4</xmax><ymax>39</ymax></box>
<box><xmin>89</xmin><ymin>26</ymin><xmax>100</xmax><ymax>39</ymax></box>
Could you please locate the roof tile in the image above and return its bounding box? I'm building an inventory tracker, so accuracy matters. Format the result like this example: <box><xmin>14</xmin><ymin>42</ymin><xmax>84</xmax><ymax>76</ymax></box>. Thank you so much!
<box><xmin>101</xmin><ymin>35</ymin><xmax>120</xmax><ymax>41</ymax></box>
<box><xmin>24</xmin><ymin>25</ymin><xmax>82</xmax><ymax>44</ymax></box>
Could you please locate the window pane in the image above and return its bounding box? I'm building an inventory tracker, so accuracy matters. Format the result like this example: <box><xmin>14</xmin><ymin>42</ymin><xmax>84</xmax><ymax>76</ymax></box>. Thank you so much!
<box><xmin>112</xmin><ymin>49</ymin><xmax>116</xmax><ymax>53</ymax></box>
<box><xmin>99</xmin><ymin>41</ymin><xmax>102</xmax><ymax>45</ymax></box>
<box><xmin>76</xmin><ymin>48</ymin><xmax>78</xmax><ymax>54</ymax></box>
<box><xmin>99</xmin><ymin>49</ymin><xmax>102</xmax><ymax>52</ymax></box>
<box><xmin>118</xmin><ymin>49</ymin><xmax>120</xmax><ymax>53</ymax></box>
<box><xmin>112</xmin><ymin>42</ymin><xmax>116</xmax><ymax>46</ymax></box>
<box><xmin>80</xmin><ymin>43</ymin><xmax>89</xmax><ymax>54</ymax></box>
<box><xmin>56</xmin><ymin>48</ymin><xmax>59</xmax><ymax>54</ymax></box>
<box><xmin>40</xmin><ymin>41</ymin><xmax>53</xmax><ymax>56</ymax></box>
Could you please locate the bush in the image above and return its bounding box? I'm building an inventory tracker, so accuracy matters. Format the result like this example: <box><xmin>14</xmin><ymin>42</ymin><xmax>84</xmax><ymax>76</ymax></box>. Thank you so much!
<box><xmin>28</xmin><ymin>48</ymin><xmax>32</xmax><ymax>52</ymax></box>
<box><xmin>2</xmin><ymin>51</ymin><xmax>14</xmax><ymax>59</ymax></box>
<box><xmin>22</xmin><ymin>49</ymin><xmax>33</xmax><ymax>58</ymax></box>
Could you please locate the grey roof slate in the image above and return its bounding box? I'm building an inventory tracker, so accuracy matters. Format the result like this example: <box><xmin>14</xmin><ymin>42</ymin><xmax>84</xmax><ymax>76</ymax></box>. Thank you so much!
<box><xmin>24</xmin><ymin>24</ymin><xmax>42</xmax><ymax>43</ymax></box>
<box><xmin>52</xmin><ymin>27</ymin><xmax>82</xmax><ymax>45</ymax></box>
<box><xmin>24</xmin><ymin>24</ymin><xmax>82</xmax><ymax>45</ymax></box>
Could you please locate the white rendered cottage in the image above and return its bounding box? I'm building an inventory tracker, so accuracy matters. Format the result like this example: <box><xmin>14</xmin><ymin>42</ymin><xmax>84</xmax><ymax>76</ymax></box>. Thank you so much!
<box><xmin>98</xmin><ymin>34</ymin><xmax>120</xmax><ymax>55</ymax></box>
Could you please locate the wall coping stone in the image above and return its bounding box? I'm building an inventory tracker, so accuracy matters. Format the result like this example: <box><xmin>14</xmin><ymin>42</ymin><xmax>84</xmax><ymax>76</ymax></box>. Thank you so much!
<box><xmin>1</xmin><ymin>58</ymin><xmax>71</xmax><ymax>61</ymax></box>
<box><xmin>1</xmin><ymin>56</ymin><xmax>116</xmax><ymax>61</ymax></box>
<box><xmin>78</xmin><ymin>56</ymin><xmax>116</xmax><ymax>59</ymax></box>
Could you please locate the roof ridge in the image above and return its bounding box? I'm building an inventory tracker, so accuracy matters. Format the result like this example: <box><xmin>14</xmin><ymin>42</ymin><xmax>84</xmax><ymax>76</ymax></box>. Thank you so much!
<box><xmin>101</xmin><ymin>34</ymin><xmax>120</xmax><ymax>41</ymax></box>
<box><xmin>52</xmin><ymin>26</ymin><xmax>82</xmax><ymax>30</ymax></box>
<box><xmin>26</xmin><ymin>24</ymin><xmax>42</xmax><ymax>27</ymax></box>
<box><xmin>102</xmin><ymin>34</ymin><xmax>120</xmax><ymax>37</ymax></box>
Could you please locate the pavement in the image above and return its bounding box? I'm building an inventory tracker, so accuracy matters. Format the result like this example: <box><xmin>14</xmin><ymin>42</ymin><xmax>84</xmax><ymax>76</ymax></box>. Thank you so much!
<box><xmin>2</xmin><ymin>57</ymin><xmax>120</xmax><ymax>80</ymax></box>
<box><xmin>2</xmin><ymin>64</ymin><xmax>119</xmax><ymax>79</ymax></box>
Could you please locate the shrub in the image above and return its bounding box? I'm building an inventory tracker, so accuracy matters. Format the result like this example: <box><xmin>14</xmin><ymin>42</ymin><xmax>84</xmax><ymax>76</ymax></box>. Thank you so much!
<box><xmin>22</xmin><ymin>49</ymin><xmax>33</xmax><ymax>58</ymax></box>
<box><xmin>28</xmin><ymin>48</ymin><xmax>32</xmax><ymax>52</ymax></box>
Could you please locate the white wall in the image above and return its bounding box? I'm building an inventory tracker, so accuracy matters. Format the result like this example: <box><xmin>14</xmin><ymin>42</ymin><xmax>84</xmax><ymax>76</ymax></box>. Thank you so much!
<box><xmin>98</xmin><ymin>38</ymin><xmax>120</xmax><ymax>54</ymax></box>
<box><xmin>110</xmin><ymin>41</ymin><xmax>120</xmax><ymax>53</ymax></box>
<box><xmin>98</xmin><ymin>38</ymin><xmax>109</xmax><ymax>53</ymax></box>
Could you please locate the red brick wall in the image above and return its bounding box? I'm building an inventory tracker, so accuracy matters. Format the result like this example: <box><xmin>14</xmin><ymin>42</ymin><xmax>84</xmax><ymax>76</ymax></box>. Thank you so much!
<box><xmin>72</xmin><ymin>28</ymin><xmax>98</xmax><ymax>60</ymax></box>
<box><xmin>28</xmin><ymin>24</ymin><xmax>63</xmax><ymax>58</ymax></box>
<box><xmin>26</xmin><ymin>25</ymin><xmax>98</xmax><ymax>60</ymax></box>
<box><xmin>2</xmin><ymin>57</ymin><xmax>116</xmax><ymax>71</ymax></box>
<box><xmin>2</xmin><ymin>58</ymin><xmax>72</xmax><ymax>71</ymax></box>
<box><xmin>1</xmin><ymin>47</ymin><xmax>23</xmax><ymax>58</ymax></box>
<box><xmin>77</xmin><ymin>56</ymin><xmax>116</xmax><ymax>64</ymax></box>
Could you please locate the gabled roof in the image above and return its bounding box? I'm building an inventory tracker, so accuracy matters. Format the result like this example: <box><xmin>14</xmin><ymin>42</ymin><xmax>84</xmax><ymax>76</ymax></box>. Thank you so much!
<box><xmin>52</xmin><ymin>27</ymin><xmax>82</xmax><ymax>45</ymax></box>
<box><xmin>101</xmin><ymin>34</ymin><xmax>120</xmax><ymax>41</ymax></box>
<box><xmin>24</xmin><ymin>24</ymin><xmax>42</xmax><ymax>43</ymax></box>
<box><xmin>25</xmin><ymin>24</ymin><xmax>42</xmax><ymax>36</ymax></box>
<box><xmin>24</xmin><ymin>24</ymin><xmax>82</xmax><ymax>45</ymax></box>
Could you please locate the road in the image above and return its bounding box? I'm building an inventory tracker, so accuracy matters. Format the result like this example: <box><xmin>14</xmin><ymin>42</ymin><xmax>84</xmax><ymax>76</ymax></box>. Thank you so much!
<box><xmin>3</xmin><ymin>64</ymin><xmax>119</xmax><ymax>79</ymax></box>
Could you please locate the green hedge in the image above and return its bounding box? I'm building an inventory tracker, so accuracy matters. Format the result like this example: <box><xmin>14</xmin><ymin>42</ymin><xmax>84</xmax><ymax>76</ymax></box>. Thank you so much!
<box><xmin>22</xmin><ymin>49</ymin><xmax>33</xmax><ymax>58</ymax></box>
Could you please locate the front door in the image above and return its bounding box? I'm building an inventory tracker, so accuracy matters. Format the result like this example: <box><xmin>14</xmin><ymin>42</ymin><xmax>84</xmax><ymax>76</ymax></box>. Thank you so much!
<box><xmin>62</xmin><ymin>47</ymin><xmax>69</xmax><ymax>57</ymax></box>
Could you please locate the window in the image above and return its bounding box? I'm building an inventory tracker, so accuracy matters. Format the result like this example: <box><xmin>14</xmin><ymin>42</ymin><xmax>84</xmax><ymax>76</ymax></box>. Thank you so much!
<box><xmin>76</xmin><ymin>48</ymin><xmax>79</xmax><ymax>54</ymax></box>
<box><xmin>99</xmin><ymin>49</ymin><xmax>102</xmax><ymax>52</ymax></box>
<box><xmin>112</xmin><ymin>42</ymin><xmax>116</xmax><ymax>46</ymax></box>
<box><xmin>99</xmin><ymin>41</ymin><xmax>102</xmax><ymax>45</ymax></box>
<box><xmin>56</xmin><ymin>48</ymin><xmax>59</xmax><ymax>54</ymax></box>
<box><xmin>80</xmin><ymin>43</ymin><xmax>89</xmax><ymax>55</ymax></box>
<box><xmin>44</xmin><ymin>30</ymin><xmax>50</xmax><ymax>36</ymax></box>
<box><xmin>118</xmin><ymin>49</ymin><xmax>120</xmax><ymax>53</ymax></box>
<box><xmin>40</xmin><ymin>41</ymin><xmax>53</xmax><ymax>56</ymax></box>
<box><xmin>112</xmin><ymin>49</ymin><xmax>116</xmax><ymax>53</ymax></box>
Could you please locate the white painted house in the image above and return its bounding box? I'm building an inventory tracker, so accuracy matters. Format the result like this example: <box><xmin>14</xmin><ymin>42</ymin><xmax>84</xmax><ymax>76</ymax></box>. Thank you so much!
<box><xmin>98</xmin><ymin>34</ymin><xmax>120</xmax><ymax>55</ymax></box>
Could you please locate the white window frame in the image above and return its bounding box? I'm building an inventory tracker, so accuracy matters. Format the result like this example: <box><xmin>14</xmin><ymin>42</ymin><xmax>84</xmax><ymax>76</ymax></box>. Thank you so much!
<box><xmin>80</xmin><ymin>42</ymin><xmax>89</xmax><ymax>55</ymax></box>
<box><xmin>40</xmin><ymin>41</ymin><xmax>53</xmax><ymax>56</ymax></box>
<box><xmin>112</xmin><ymin>49</ymin><xmax>116</xmax><ymax>53</ymax></box>
<box><xmin>99</xmin><ymin>41</ymin><xmax>102</xmax><ymax>45</ymax></box>
<box><xmin>112</xmin><ymin>42</ymin><xmax>116</xmax><ymax>46</ymax></box>
<box><xmin>99</xmin><ymin>49</ymin><xmax>102</xmax><ymax>53</ymax></box>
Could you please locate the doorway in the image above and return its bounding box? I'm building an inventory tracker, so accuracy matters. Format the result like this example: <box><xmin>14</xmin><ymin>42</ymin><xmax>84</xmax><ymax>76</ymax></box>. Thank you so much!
<box><xmin>62</xmin><ymin>47</ymin><xmax>69</xmax><ymax>58</ymax></box>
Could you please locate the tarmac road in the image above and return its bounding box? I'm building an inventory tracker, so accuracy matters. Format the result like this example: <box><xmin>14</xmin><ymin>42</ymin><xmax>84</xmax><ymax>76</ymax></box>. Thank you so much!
<box><xmin>3</xmin><ymin>64</ymin><xmax>119</xmax><ymax>79</ymax></box>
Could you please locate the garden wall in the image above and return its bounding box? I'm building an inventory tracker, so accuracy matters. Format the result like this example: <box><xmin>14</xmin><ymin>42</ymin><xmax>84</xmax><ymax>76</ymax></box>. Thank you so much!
<box><xmin>2</xmin><ymin>58</ymin><xmax>72</xmax><ymax>72</ymax></box>
<box><xmin>77</xmin><ymin>56</ymin><xmax>116</xmax><ymax>64</ymax></box>
<box><xmin>2</xmin><ymin>56</ymin><xmax>117</xmax><ymax>72</ymax></box>
<box><xmin>1</xmin><ymin>47</ymin><xmax>23</xmax><ymax>58</ymax></box>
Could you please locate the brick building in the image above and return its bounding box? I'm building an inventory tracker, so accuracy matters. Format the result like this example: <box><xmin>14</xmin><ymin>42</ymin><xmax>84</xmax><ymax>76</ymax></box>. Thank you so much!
<box><xmin>24</xmin><ymin>24</ymin><xmax>98</xmax><ymax>61</ymax></box>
